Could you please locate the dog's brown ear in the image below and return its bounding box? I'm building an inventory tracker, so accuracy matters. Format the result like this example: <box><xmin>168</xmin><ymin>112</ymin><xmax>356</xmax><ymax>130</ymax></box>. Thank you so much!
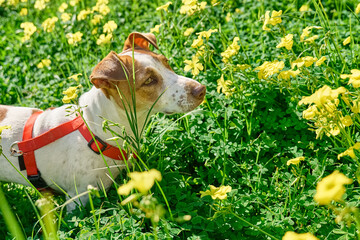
<box><xmin>123</xmin><ymin>32</ymin><xmax>159</xmax><ymax>51</ymax></box>
<box><xmin>90</xmin><ymin>51</ymin><xmax>132</xmax><ymax>89</ymax></box>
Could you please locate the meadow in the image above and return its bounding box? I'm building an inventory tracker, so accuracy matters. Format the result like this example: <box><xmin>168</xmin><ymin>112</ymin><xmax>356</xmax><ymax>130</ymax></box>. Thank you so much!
<box><xmin>1</xmin><ymin>0</ymin><xmax>360</xmax><ymax>239</ymax></box>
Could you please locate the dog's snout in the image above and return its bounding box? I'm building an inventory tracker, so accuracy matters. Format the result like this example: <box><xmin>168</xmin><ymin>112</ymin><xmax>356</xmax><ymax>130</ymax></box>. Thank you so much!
<box><xmin>192</xmin><ymin>85</ymin><xmax>206</xmax><ymax>99</ymax></box>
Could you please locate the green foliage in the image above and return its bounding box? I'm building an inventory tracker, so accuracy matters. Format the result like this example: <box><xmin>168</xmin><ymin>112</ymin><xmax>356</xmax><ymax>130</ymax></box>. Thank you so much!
<box><xmin>1</xmin><ymin>0</ymin><xmax>360</xmax><ymax>239</ymax></box>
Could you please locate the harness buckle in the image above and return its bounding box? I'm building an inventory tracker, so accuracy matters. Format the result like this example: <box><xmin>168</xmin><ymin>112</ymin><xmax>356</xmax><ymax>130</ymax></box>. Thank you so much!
<box><xmin>28</xmin><ymin>171</ymin><xmax>48</xmax><ymax>189</ymax></box>
<box><xmin>10</xmin><ymin>141</ymin><xmax>23</xmax><ymax>157</ymax></box>
<box><xmin>88</xmin><ymin>136</ymin><xmax>108</xmax><ymax>155</ymax></box>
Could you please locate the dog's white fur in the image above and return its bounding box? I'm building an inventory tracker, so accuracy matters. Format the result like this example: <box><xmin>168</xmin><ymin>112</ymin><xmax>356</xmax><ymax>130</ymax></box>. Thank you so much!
<box><xmin>0</xmin><ymin>33</ymin><xmax>205</xmax><ymax>209</ymax></box>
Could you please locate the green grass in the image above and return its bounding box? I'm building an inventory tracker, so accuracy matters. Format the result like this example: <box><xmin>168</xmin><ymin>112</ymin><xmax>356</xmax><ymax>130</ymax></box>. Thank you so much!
<box><xmin>1</xmin><ymin>0</ymin><xmax>360</xmax><ymax>239</ymax></box>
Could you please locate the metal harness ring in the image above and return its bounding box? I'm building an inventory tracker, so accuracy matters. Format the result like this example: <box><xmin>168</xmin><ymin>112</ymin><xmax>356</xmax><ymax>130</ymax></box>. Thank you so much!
<box><xmin>10</xmin><ymin>141</ymin><xmax>23</xmax><ymax>157</ymax></box>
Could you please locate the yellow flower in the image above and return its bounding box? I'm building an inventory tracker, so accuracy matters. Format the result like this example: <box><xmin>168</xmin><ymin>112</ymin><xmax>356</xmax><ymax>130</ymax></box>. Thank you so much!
<box><xmin>221</xmin><ymin>37</ymin><xmax>240</xmax><ymax>63</ymax></box>
<box><xmin>91</xmin><ymin>14</ymin><xmax>103</xmax><ymax>25</ymax></box>
<box><xmin>356</xmin><ymin>3</ymin><xmax>360</xmax><ymax>14</ymax></box>
<box><xmin>69</xmin><ymin>0</ymin><xmax>80</xmax><ymax>6</ymax></box>
<box><xmin>6</xmin><ymin>0</ymin><xmax>19</xmax><ymax>5</ymax></box>
<box><xmin>0</xmin><ymin>125</ymin><xmax>11</xmax><ymax>138</ymax></box>
<box><xmin>195</xmin><ymin>46</ymin><xmax>205</xmax><ymax>57</ymax></box>
<box><xmin>42</xmin><ymin>17</ymin><xmax>58</xmax><ymax>33</ymax></box>
<box><xmin>300</xmin><ymin>26</ymin><xmax>322</xmax><ymax>42</ymax></box>
<box><xmin>58</xmin><ymin>3</ymin><xmax>68</xmax><ymax>13</ymax></box>
<box><xmin>304</xmin><ymin>35</ymin><xmax>319</xmax><ymax>44</ymax></box>
<box><xmin>66</xmin><ymin>32</ymin><xmax>83</xmax><ymax>45</ymax></box>
<box><xmin>184</xmin><ymin>28</ymin><xmax>194</xmax><ymax>37</ymax></box>
<box><xmin>150</xmin><ymin>24</ymin><xmax>162</xmax><ymax>34</ymax></box>
<box><xmin>196</xmin><ymin>29</ymin><xmax>217</xmax><ymax>40</ymax></box>
<box><xmin>180</xmin><ymin>0</ymin><xmax>198</xmax><ymax>15</ymax></box>
<box><xmin>343</xmin><ymin>36</ymin><xmax>351</xmax><ymax>46</ymax></box>
<box><xmin>199</xmin><ymin>1</ymin><xmax>206</xmax><ymax>9</ymax></box>
<box><xmin>199</xmin><ymin>185</ymin><xmax>232</xmax><ymax>200</ymax></box>
<box><xmin>287</xmin><ymin>156</ymin><xmax>305</xmax><ymax>166</ymax></box>
<box><xmin>300</xmin><ymin>27</ymin><xmax>311</xmax><ymax>42</ymax></box>
<box><xmin>91</xmin><ymin>28</ymin><xmax>98</xmax><ymax>35</ymax></box>
<box><xmin>276</xmin><ymin>34</ymin><xmax>293</xmax><ymax>50</ymax></box>
<box><xmin>322</xmin><ymin>100</ymin><xmax>339</xmax><ymax>113</ymax></box>
<box><xmin>156</xmin><ymin>1</ymin><xmax>172</xmax><ymax>12</ymax></box>
<box><xmin>328</xmin><ymin>124</ymin><xmax>340</xmax><ymax>137</ymax></box>
<box><xmin>254</xmin><ymin>60</ymin><xmax>285</xmax><ymax>79</ymax></box>
<box><xmin>180</xmin><ymin>0</ymin><xmax>206</xmax><ymax>15</ymax></box>
<box><xmin>315</xmin><ymin>56</ymin><xmax>326</xmax><ymax>66</ymax></box>
<box><xmin>282</xmin><ymin>231</ymin><xmax>319</xmax><ymax>240</ymax></box>
<box><xmin>314</xmin><ymin>170</ymin><xmax>352</xmax><ymax>205</ymax></box>
<box><xmin>299</xmin><ymin>5</ymin><xmax>310</xmax><ymax>12</ymax></box>
<box><xmin>19</xmin><ymin>8</ymin><xmax>28</xmax><ymax>16</ymax></box>
<box><xmin>184</xmin><ymin>55</ymin><xmax>204</xmax><ymax>76</ymax></box>
<box><xmin>216</xmin><ymin>74</ymin><xmax>233</xmax><ymax>96</ymax></box>
<box><xmin>298</xmin><ymin>85</ymin><xmax>347</xmax><ymax>107</ymax></box>
<box><xmin>61</xmin><ymin>13</ymin><xmax>71</xmax><ymax>22</ymax></box>
<box><xmin>34</xmin><ymin>0</ymin><xmax>46</xmax><ymax>10</ymax></box>
<box><xmin>37</xmin><ymin>59</ymin><xmax>51</xmax><ymax>68</ymax></box>
<box><xmin>262</xmin><ymin>10</ymin><xmax>282</xmax><ymax>31</ymax></box>
<box><xmin>97</xmin><ymin>4</ymin><xmax>110</xmax><ymax>15</ymax></box>
<box><xmin>291</xmin><ymin>56</ymin><xmax>317</xmax><ymax>69</ymax></box>
<box><xmin>216</xmin><ymin>74</ymin><xmax>230</xmax><ymax>92</ymax></box>
<box><xmin>338</xmin><ymin>142</ymin><xmax>360</xmax><ymax>160</ymax></box>
<box><xmin>20</xmin><ymin>22</ymin><xmax>37</xmax><ymax>42</ymax></box>
<box><xmin>302</xmin><ymin>105</ymin><xmax>318</xmax><ymax>120</ymax></box>
<box><xmin>225</xmin><ymin>12</ymin><xmax>231</xmax><ymax>22</ymax></box>
<box><xmin>341</xmin><ymin>69</ymin><xmax>360</xmax><ymax>88</ymax></box>
<box><xmin>191</xmin><ymin>37</ymin><xmax>204</xmax><ymax>48</ymax></box>
<box><xmin>68</xmin><ymin>73</ymin><xmax>82</xmax><ymax>82</ymax></box>
<box><xmin>340</xmin><ymin>115</ymin><xmax>353</xmax><ymax>127</ymax></box>
<box><xmin>62</xmin><ymin>85</ymin><xmax>81</xmax><ymax>103</ymax></box>
<box><xmin>77</xmin><ymin>9</ymin><xmax>92</xmax><ymax>21</ymax></box>
<box><xmin>277</xmin><ymin>69</ymin><xmax>300</xmax><ymax>80</ymax></box>
<box><xmin>351</xmin><ymin>100</ymin><xmax>360</xmax><ymax>113</ymax></box>
<box><xmin>303</xmin><ymin>56</ymin><xmax>318</xmax><ymax>67</ymax></box>
<box><xmin>103</xmin><ymin>20</ymin><xmax>117</xmax><ymax>33</ymax></box>
<box><xmin>118</xmin><ymin>169</ymin><xmax>162</xmax><ymax>195</ymax></box>
<box><xmin>96</xmin><ymin>33</ymin><xmax>112</xmax><ymax>45</ymax></box>
<box><xmin>236</xmin><ymin>64</ymin><xmax>251</xmax><ymax>71</ymax></box>
<box><xmin>92</xmin><ymin>0</ymin><xmax>110</xmax><ymax>13</ymax></box>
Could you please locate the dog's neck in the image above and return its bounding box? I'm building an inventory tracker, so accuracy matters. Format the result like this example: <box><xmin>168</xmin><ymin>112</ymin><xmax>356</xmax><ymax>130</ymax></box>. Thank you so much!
<box><xmin>78</xmin><ymin>86</ymin><xmax>148</xmax><ymax>146</ymax></box>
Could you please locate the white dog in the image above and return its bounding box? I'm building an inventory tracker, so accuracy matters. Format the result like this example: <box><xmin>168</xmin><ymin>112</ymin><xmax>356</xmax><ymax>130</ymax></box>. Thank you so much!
<box><xmin>0</xmin><ymin>32</ymin><xmax>206</xmax><ymax>208</ymax></box>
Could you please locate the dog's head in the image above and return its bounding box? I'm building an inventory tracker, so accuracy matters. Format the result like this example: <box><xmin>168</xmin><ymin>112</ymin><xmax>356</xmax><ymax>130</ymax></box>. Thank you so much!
<box><xmin>90</xmin><ymin>32</ymin><xmax>206</xmax><ymax>114</ymax></box>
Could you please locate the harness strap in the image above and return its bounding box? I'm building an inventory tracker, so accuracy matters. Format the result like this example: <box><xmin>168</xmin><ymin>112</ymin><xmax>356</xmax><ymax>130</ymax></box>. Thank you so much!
<box><xmin>20</xmin><ymin>111</ymin><xmax>47</xmax><ymax>188</ymax></box>
<box><xmin>78</xmin><ymin>123</ymin><xmax>128</xmax><ymax>159</ymax></box>
<box><xmin>18</xmin><ymin>111</ymin><xmax>129</xmax><ymax>189</ymax></box>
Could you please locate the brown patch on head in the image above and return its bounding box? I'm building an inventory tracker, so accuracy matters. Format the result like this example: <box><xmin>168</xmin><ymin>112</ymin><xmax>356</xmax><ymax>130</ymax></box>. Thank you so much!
<box><xmin>123</xmin><ymin>32</ymin><xmax>158</xmax><ymax>52</ymax></box>
<box><xmin>90</xmin><ymin>51</ymin><xmax>132</xmax><ymax>89</ymax></box>
<box><xmin>0</xmin><ymin>106</ymin><xmax>8</xmax><ymax>122</ymax></box>
<box><xmin>90</xmin><ymin>50</ymin><xmax>162</xmax><ymax>111</ymax></box>
<box><xmin>123</xmin><ymin>48</ymin><xmax>173</xmax><ymax>71</ymax></box>
<box><xmin>106</xmin><ymin>61</ymin><xmax>165</xmax><ymax>112</ymax></box>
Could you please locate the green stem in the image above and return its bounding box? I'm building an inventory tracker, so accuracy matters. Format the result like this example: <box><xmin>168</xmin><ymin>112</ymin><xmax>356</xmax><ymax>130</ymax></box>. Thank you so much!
<box><xmin>229</xmin><ymin>210</ymin><xmax>280</xmax><ymax>240</ymax></box>
<box><xmin>88</xmin><ymin>191</ymin><xmax>100</xmax><ymax>240</ymax></box>
<box><xmin>352</xmin><ymin>208</ymin><xmax>360</xmax><ymax>240</ymax></box>
<box><xmin>0</xmin><ymin>184</ymin><xmax>26</xmax><ymax>240</ymax></box>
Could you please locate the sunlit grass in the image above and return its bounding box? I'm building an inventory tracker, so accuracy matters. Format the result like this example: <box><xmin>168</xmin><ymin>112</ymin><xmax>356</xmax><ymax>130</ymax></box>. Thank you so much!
<box><xmin>1</xmin><ymin>0</ymin><xmax>360</xmax><ymax>239</ymax></box>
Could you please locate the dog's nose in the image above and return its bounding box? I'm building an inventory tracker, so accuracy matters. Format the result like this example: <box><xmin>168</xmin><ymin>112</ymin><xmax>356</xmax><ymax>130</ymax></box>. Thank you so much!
<box><xmin>192</xmin><ymin>84</ymin><xmax>206</xmax><ymax>99</ymax></box>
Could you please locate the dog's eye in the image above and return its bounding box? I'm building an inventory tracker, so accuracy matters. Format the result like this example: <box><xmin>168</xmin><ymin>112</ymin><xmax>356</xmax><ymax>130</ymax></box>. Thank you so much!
<box><xmin>143</xmin><ymin>77</ymin><xmax>156</xmax><ymax>85</ymax></box>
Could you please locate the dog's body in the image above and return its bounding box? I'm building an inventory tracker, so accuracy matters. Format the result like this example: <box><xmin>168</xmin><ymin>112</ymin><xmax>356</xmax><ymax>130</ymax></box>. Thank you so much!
<box><xmin>0</xmin><ymin>32</ymin><xmax>205</xmax><ymax>208</ymax></box>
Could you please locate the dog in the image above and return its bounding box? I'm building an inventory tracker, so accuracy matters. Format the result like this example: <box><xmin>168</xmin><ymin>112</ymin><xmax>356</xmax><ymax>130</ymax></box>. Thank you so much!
<box><xmin>0</xmin><ymin>32</ymin><xmax>206</xmax><ymax>210</ymax></box>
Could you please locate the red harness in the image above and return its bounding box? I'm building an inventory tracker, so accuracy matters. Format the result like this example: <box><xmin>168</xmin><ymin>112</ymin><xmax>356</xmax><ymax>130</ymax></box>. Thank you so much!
<box><xmin>16</xmin><ymin>111</ymin><xmax>128</xmax><ymax>189</ymax></box>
